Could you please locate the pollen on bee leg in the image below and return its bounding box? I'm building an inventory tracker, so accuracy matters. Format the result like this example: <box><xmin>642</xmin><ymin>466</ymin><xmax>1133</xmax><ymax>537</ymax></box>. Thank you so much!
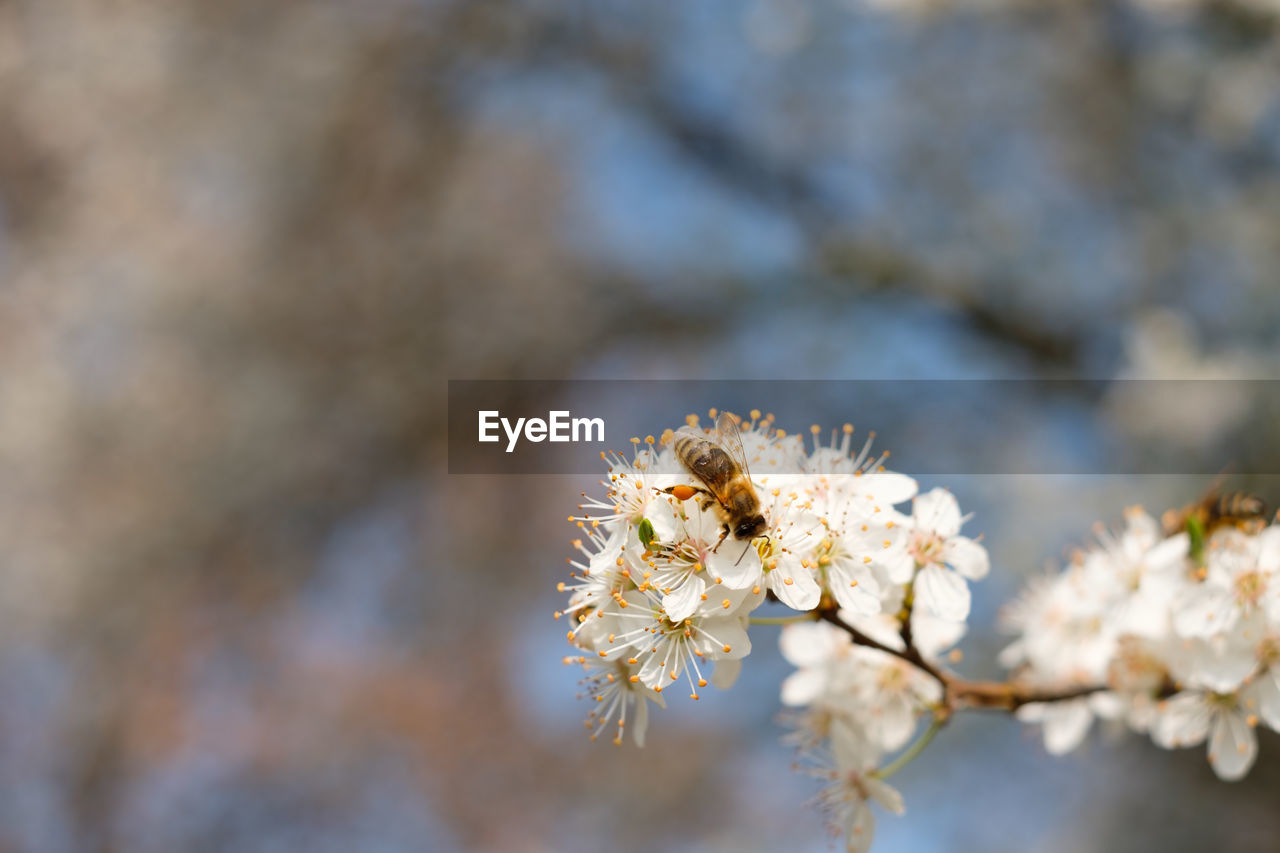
<box><xmin>669</xmin><ymin>484</ymin><xmax>698</xmax><ymax>501</ymax></box>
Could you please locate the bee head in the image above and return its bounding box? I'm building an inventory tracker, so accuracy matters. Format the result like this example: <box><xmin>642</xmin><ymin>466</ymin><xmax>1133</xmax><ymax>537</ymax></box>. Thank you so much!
<box><xmin>735</xmin><ymin>515</ymin><xmax>767</xmax><ymax>541</ymax></box>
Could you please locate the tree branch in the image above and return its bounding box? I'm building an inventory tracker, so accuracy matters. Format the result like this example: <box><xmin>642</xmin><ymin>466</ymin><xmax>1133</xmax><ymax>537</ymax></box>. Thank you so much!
<box><xmin>816</xmin><ymin>606</ymin><xmax>1121</xmax><ymax>713</ymax></box>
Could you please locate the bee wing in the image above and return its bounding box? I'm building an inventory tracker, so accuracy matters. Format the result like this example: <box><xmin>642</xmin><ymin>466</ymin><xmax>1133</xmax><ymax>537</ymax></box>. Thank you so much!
<box><xmin>713</xmin><ymin>411</ymin><xmax>752</xmax><ymax>481</ymax></box>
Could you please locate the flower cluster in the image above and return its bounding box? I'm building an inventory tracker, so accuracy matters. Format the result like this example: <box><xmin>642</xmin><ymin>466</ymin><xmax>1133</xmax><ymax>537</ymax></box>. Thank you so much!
<box><xmin>1002</xmin><ymin>506</ymin><xmax>1280</xmax><ymax>781</ymax></box>
<box><xmin>559</xmin><ymin>412</ymin><xmax>986</xmax><ymax>744</ymax></box>
<box><xmin>558</xmin><ymin>412</ymin><xmax>1280</xmax><ymax>851</ymax></box>
<box><xmin>559</xmin><ymin>411</ymin><xmax>988</xmax><ymax>851</ymax></box>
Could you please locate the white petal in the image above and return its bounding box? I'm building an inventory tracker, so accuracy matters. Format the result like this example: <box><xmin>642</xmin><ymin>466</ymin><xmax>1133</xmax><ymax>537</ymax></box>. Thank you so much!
<box><xmin>1208</xmin><ymin>709</ymin><xmax>1257</xmax><ymax>781</ymax></box>
<box><xmin>997</xmin><ymin>639</ymin><xmax>1026</xmax><ymax>669</ymax></box>
<box><xmin>781</xmin><ymin>669</ymin><xmax>827</xmax><ymax>707</ymax></box>
<box><xmin>1255</xmin><ymin>526</ymin><xmax>1280</xmax><ymax>573</ymax></box>
<box><xmin>914</xmin><ymin>565</ymin><xmax>971</xmax><ymax>622</ymax></box>
<box><xmin>864</xmin><ymin>776</ymin><xmax>905</xmax><ymax>815</ymax></box>
<box><xmin>913</xmin><ymin>488</ymin><xmax>962</xmax><ymax>538</ymax></box>
<box><xmin>877</xmin><ymin>544</ymin><xmax>915</xmax><ymax>585</ymax></box>
<box><xmin>661</xmin><ymin>575</ymin><xmax>706</xmax><ymax>623</ymax></box>
<box><xmin>700</xmin><ymin>617</ymin><xmax>751</xmax><ymax>660</ymax></box>
<box><xmin>842</xmin><ymin>612</ymin><xmax>906</xmax><ymax>652</ymax></box>
<box><xmin>637</xmin><ymin>646</ymin><xmax>668</xmax><ymax>689</ymax></box>
<box><xmin>1177</xmin><ymin>636</ymin><xmax>1258</xmax><ymax>694</ymax></box>
<box><xmin>944</xmin><ymin>536</ymin><xmax>990</xmax><ymax>580</ymax></box>
<box><xmin>1042</xmin><ymin>700</ymin><xmax>1093</xmax><ymax>755</ymax></box>
<box><xmin>1248</xmin><ymin>666</ymin><xmax>1280</xmax><ymax>731</ymax></box>
<box><xmin>858</xmin><ymin>472</ymin><xmax>919</xmax><ymax>506</ymax></box>
<box><xmin>1152</xmin><ymin>692</ymin><xmax>1213</xmax><ymax>749</ymax></box>
<box><xmin>644</xmin><ymin>499</ymin><xmax>683</xmax><ymax>543</ymax></box>
<box><xmin>706</xmin><ymin>542</ymin><xmax>762</xmax><ymax>589</ymax></box>
<box><xmin>779</xmin><ymin>621</ymin><xmax>843</xmax><ymax>667</ymax></box>
<box><xmin>710</xmin><ymin>657</ymin><xmax>741</xmax><ymax>689</ymax></box>
<box><xmin>830</xmin><ymin>565</ymin><xmax>883</xmax><ymax>616</ymax></box>
<box><xmin>868</xmin><ymin>693</ymin><xmax>918</xmax><ymax>752</ymax></box>
<box><xmin>845</xmin><ymin>800</ymin><xmax>875</xmax><ymax>853</ymax></box>
<box><xmin>911</xmin><ymin>611</ymin><xmax>966</xmax><ymax>660</ymax></box>
<box><xmin>631</xmin><ymin>693</ymin><xmax>650</xmax><ymax>747</ymax></box>
<box><xmin>1172</xmin><ymin>585</ymin><xmax>1239</xmax><ymax>638</ymax></box>
<box><xmin>769</xmin><ymin>564</ymin><xmax>823</xmax><ymax>611</ymax></box>
<box><xmin>1145</xmin><ymin>533</ymin><xmax>1190</xmax><ymax>573</ymax></box>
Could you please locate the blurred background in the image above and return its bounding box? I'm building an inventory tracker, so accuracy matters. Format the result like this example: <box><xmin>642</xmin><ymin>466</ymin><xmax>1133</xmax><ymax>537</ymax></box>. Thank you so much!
<box><xmin>2</xmin><ymin>0</ymin><xmax>1280</xmax><ymax>850</ymax></box>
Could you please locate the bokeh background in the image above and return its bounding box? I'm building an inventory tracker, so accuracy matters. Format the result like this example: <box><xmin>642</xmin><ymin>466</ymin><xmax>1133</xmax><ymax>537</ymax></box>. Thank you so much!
<box><xmin>3</xmin><ymin>0</ymin><xmax>1280</xmax><ymax>850</ymax></box>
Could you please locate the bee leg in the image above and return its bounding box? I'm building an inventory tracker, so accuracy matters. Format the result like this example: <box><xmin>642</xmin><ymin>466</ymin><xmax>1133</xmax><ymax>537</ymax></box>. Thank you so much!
<box><xmin>711</xmin><ymin>525</ymin><xmax>730</xmax><ymax>553</ymax></box>
<box><xmin>663</xmin><ymin>485</ymin><xmax>715</xmax><ymax>502</ymax></box>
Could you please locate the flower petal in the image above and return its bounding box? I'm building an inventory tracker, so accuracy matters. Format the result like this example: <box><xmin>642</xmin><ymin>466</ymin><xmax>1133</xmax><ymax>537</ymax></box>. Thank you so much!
<box><xmin>845</xmin><ymin>801</ymin><xmax>876</xmax><ymax>853</ymax></box>
<box><xmin>864</xmin><ymin>776</ymin><xmax>905</xmax><ymax>815</ymax></box>
<box><xmin>700</xmin><ymin>617</ymin><xmax>751</xmax><ymax>660</ymax></box>
<box><xmin>661</xmin><ymin>574</ymin><xmax>706</xmax><ymax>623</ymax></box>
<box><xmin>780</xmin><ymin>621</ymin><xmax>843</xmax><ymax>667</ymax></box>
<box><xmin>1208</xmin><ymin>709</ymin><xmax>1257</xmax><ymax>781</ymax></box>
<box><xmin>710</xmin><ymin>657</ymin><xmax>741</xmax><ymax>689</ymax></box>
<box><xmin>944</xmin><ymin>536</ymin><xmax>990</xmax><ymax>581</ymax></box>
<box><xmin>1041</xmin><ymin>699</ymin><xmax>1093</xmax><ymax>755</ymax></box>
<box><xmin>913</xmin><ymin>488</ymin><xmax>962</xmax><ymax>538</ymax></box>
<box><xmin>706</xmin><ymin>541</ymin><xmax>762</xmax><ymax>589</ymax></box>
<box><xmin>1152</xmin><ymin>692</ymin><xmax>1212</xmax><ymax>749</ymax></box>
<box><xmin>829</xmin><ymin>560</ymin><xmax>883</xmax><ymax>616</ymax></box>
<box><xmin>914</xmin><ymin>565</ymin><xmax>971</xmax><ymax>622</ymax></box>
<box><xmin>1247</xmin><ymin>665</ymin><xmax>1280</xmax><ymax>732</ymax></box>
<box><xmin>768</xmin><ymin>563</ymin><xmax>822</xmax><ymax>611</ymax></box>
<box><xmin>781</xmin><ymin>668</ymin><xmax>827</xmax><ymax>707</ymax></box>
<box><xmin>859</xmin><ymin>472</ymin><xmax>919</xmax><ymax>506</ymax></box>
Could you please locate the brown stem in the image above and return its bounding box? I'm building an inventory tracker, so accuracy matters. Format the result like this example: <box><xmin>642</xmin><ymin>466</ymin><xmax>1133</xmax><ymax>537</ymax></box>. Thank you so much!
<box><xmin>816</xmin><ymin>607</ymin><xmax>949</xmax><ymax>688</ymax></box>
<box><xmin>816</xmin><ymin>606</ymin><xmax>1119</xmax><ymax>713</ymax></box>
<box><xmin>948</xmin><ymin>679</ymin><xmax>1111</xmax><ymax>712</ymax></box>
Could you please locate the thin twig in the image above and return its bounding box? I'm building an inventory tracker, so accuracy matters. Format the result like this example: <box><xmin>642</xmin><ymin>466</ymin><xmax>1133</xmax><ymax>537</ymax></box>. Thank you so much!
<box><xmin>816</xmin><ymin>606</ymin><xmax>1125</xmax><ymax>713</ymax></box>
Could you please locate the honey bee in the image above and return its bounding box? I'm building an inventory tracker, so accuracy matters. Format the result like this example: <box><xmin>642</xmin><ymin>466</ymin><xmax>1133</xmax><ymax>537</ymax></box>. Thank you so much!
<box><xmin>664</xmin><ymin>412</ymin><xmax>768</xmax><ymax>554</ymax></box>
<box><xmin>1161</xmin><ymin>489</ymin><xmax>1269</xmax><ymax>538</ymax></box>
